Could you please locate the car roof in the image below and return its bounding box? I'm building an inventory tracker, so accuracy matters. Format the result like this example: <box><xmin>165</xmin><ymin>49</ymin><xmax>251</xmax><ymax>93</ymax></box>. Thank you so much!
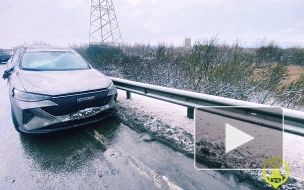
<box><xmin>0</xmin><ymin>49</ymin><xmax>11</xmax><ymax>53</ymax></box>
<box><xmin>24</xmin><ymin>45</ymin><xmax>73</xmax><ymax>53</ymax></box>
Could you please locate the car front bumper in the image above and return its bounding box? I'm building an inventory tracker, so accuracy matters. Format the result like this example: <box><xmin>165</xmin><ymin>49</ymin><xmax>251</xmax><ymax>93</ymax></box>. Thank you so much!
<box><xmin>11</xmin><ymin>92</ymin><xmax>118</xmax><ymax>133</ymax></box>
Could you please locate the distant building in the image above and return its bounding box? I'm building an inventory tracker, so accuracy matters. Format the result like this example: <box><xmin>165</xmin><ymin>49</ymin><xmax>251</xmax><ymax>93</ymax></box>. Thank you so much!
<box><xmin>185</xmin><ymin>38</ymin><xmax>191</xmax><ymax>48</ymax></box>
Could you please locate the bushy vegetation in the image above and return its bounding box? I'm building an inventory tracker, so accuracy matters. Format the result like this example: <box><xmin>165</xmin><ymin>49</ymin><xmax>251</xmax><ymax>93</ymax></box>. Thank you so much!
<box><xmin>73</xmin><ymin>38</ymin><xmax>304</xmax><ymax>110</ymax></box>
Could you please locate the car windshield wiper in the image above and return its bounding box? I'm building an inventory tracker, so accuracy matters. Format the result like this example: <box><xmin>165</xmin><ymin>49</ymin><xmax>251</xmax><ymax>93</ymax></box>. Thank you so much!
<box><xmin>23</xmin><ymin>68</ymin><xmax>43</xmax><ymax>71</ymax></box>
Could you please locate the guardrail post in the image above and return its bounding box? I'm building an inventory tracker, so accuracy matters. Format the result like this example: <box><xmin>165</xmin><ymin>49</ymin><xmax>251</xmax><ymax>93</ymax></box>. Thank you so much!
<box><xmin>126</xmin><ymin>91</ymin><xmax>131</xmax><ymax>99</ymax></box>
<box><xmin>187</xmin><ymin>107</ymin><xmax>194</xmax><ymax>119</ymax></box>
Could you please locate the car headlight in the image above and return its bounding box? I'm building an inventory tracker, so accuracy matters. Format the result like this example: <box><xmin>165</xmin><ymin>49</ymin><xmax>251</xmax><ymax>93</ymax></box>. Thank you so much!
<box><xmin>13</xmin><ymin>89</ymin><xmax>51</xmax><ymax>102</ymax></box>
<box><xmin>107</xmin><ymin>82</ymin><xmax>117</xmax><ymax>96</ymax></box>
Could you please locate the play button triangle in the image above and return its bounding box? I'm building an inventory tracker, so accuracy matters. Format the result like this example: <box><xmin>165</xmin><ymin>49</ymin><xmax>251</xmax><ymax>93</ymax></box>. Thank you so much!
<box><xmin>225</xmin><ymin>123</ymin><xmax>254</xmax><ymax>153</ymax></box>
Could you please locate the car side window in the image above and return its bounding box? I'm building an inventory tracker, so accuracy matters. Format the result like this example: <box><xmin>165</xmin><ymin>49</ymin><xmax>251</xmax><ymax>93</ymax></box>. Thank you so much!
<box><xmin>11</xmin><ymin>49</ymin><xmax>21</xmax><ymax>66</ymax></box>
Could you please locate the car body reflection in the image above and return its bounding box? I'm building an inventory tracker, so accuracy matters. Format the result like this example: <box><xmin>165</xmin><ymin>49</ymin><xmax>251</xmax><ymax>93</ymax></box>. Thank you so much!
<box><xmin>19</xmin><ymin>117</ymin><xmax>121</xmax><ymax>173</ymax></box>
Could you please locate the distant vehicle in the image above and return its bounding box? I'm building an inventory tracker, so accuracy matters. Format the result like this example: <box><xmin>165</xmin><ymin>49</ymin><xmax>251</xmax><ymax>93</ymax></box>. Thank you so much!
<box><xmin>0</xmin><ymin>49</ymin><xmax>11</xmax><ymax>63</ymax></box>
<box><xmin>3</xmin><ymin>45</ymin><xmax>118</xmax><ymax>133</ymax></box>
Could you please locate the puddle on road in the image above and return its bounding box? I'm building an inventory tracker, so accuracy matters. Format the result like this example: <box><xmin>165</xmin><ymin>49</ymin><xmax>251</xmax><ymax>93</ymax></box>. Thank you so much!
<box><xmin>18</xmin><ymin>118</ymin><xmax>120</xmax><ymax>173</ymax></box>
<box><xmin>101</xmin><ymin>124</ymin><xmax>253</xmax><ymax>190</ymax></box>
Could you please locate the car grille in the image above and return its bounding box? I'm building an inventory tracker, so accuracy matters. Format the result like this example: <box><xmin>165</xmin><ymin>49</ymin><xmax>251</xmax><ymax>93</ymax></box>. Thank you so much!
<box><xmin>41</xmin><ymin>91</ymin><xmax>112</xmax><ymax>116</ymax></box>
<box><xmin>36</xmin><ymin>109</ymin><xmax>116</xmax><ymax>131</ymax></box>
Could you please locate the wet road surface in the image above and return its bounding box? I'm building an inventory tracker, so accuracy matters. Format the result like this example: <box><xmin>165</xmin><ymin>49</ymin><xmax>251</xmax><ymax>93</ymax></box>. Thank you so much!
<box><xmin>0</xmin><ymin>64</ymin><xmax>254</xmax><ymax>189</ymax></box>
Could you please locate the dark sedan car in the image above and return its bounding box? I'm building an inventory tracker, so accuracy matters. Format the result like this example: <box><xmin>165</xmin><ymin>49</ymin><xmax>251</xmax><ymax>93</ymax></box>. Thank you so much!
<box><xmin>3</xmin><ymin>45</ymin><xmax>117</xmax><ymax>133</ymax></box>
<box><xmin>0</xmin><ymin>49</ymin><xmax>11</xmax><ymax>63</ymax></box>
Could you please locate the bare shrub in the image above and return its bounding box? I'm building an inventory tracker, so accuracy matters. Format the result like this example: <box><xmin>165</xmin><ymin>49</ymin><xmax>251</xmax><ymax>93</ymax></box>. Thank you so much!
<box><xmin>73</xmin><ymin>39</ymin><xmax>304</xmax><ymax>111</ymax></box>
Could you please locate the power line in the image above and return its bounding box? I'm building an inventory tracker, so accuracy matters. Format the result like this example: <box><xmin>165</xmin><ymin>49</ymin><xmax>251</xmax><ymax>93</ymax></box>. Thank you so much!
<box><xmin>0</xmin><ymin>0</ymin><xmax>57</xmax><ymax>26</ymax></box>
<box><xmin>234</xmin><ymin>0</ymin><xmax>304</xmax><ymax>8</ymax></box>
<box><xmin>0</xmin><ymin>0</ymin><xmax>38</xmax><ymax>18</ymax></box>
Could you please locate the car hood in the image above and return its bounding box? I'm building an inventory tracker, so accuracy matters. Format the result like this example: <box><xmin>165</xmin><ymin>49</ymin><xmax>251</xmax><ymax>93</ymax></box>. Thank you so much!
<box><xmin>17</xmin><ymin>69</ymin><xmax>111</xmax><ymax>96</ymax></box>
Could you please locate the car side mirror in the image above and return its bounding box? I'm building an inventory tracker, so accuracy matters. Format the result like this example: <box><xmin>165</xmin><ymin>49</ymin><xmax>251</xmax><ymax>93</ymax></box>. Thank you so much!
<box><xmin>2</xmin><ymin>67</ymin><xmax>14</xmax><ymax>80</ymax></box>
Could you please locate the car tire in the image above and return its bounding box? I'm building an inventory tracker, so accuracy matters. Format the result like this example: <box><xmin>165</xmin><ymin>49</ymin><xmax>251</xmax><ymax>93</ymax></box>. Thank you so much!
<box><xmin>11</xmin><ymin>106</ymin><xmax>22</xmax><ymax>133</ymax></box>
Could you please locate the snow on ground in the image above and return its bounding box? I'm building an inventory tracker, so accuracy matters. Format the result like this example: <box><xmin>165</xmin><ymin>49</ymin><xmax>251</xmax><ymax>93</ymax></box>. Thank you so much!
<box><xmin>116</xmin><ymin>89</ymin><xmax>304</xmax><ymax>189</ymax></box>
<box><xmin>117</xmin><ymin>89</ymin><xmax>194</xmax><ymax>134</ymax></box>
<box><xmin>283</xmin><ymin>131</ymin><xmax>304</xmax><ymax>180</ymax></box>
<box><xmin>115</xmin><ymin>89</ymin><xmax>194</xmax><ymax>154</ymax></box>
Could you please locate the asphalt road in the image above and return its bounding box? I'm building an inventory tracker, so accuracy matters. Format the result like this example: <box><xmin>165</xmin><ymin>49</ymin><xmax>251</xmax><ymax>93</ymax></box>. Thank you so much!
<box><xmin>0</xmin><ymin>64</ymin><xmax>254</xmax><ymax>190</ymax></box>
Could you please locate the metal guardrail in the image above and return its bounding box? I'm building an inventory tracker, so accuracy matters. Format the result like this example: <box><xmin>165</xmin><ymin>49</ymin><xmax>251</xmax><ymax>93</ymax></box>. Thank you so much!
<box><xmin>110</xmin><ymin>77</ymin><xmax>304</xmax><ymax>137</ymax></box>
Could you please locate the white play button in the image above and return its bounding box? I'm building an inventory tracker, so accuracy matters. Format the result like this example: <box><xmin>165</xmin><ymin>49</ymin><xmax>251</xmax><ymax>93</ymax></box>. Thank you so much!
<box><xmin>225</xmin><ymin>123</ymin><xmax>254</xmax><ymax>153</ymax></box>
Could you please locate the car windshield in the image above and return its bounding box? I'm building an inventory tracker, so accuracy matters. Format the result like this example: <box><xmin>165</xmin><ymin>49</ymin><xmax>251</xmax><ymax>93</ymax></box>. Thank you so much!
<box><xmin>21</xmin><ymin>51</ymin><xmax>90</xmax><ymax>71</ymax></box>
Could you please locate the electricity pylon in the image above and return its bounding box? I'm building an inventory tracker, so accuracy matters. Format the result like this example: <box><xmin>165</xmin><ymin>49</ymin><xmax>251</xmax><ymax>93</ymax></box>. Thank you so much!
<box><xmin>89</xmin><ymin>0</ymin><xmax>123</xmax><ymax>45</ymax></box>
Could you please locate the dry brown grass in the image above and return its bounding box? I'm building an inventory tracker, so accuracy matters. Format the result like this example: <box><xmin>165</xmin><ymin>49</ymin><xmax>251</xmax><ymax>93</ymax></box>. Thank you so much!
<box><xmin>251</xmin><ymin>64</ymin><xmax>304</xmax><ymax>91</ymax></box>
<box><xmin>285</xmin><ymin>65</ymin><xmax>304</xmax><ymax>85</ymax></box>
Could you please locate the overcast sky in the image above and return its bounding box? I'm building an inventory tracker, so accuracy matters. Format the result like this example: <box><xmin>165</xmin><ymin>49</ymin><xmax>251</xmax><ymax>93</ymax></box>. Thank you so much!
<box><xmin>0</xmin><ymin>0</ymin><xmax>303</xmax><ymax>48</ymax></box>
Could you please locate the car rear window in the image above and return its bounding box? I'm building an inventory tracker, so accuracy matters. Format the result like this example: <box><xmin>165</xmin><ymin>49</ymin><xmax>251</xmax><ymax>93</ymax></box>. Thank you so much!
<box><xmin>0</xmin><ymin>49</ymin><xmax>10</xmax><ymax>55</ymax></box>
<box><xmin>4</xmin><ymin>50</ymin><xmax>11</xmax><ymax>54</ymax></box>
<box><xmin>21</xmin><ymin>51</ymin><xmax>90</xmax><ymax>71</ymax></box>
